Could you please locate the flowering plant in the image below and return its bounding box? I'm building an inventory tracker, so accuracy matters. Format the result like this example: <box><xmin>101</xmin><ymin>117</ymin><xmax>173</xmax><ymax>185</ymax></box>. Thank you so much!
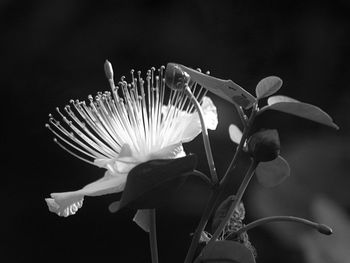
<box><xmin>45</xmin><ymin>61</ymin><xmax>337</xmax><ymax>263</ymax></box>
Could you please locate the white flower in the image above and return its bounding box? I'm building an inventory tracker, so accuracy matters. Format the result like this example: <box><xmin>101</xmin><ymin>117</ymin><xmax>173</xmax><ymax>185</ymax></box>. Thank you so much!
<box><xmin>45</xmin><ymin>66</ymin><xmax>218</xmax><ymax>217</ymax></box>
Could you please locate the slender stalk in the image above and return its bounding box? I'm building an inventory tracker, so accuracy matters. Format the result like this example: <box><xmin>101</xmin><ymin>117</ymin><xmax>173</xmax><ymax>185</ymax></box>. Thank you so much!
<box><xmin>230</xmin><ymin>216</ymin><xmax>333</xmax><ymax>237</ymax></box>
<box><xmin>184</xmin><ymin>102</ymin><xmax>258</xmax><ymax>263</ymax></box>
<box><xmin>209</xmin><ymin>160</ymin><xmax>258</xmax><ymax>244</ymax></box>
<box><xmin>149</xmin><ymin>209</ymin><xmax>159</xmax><ymax>263</ymax></box>
<box><xmin>220</xmin><ymin>103</ymin><xmax>258</xmax><ymax>186</ymax></box>
<box><xmin>184</xmin><ymin>187</ymin><xmax>221</xmax><ymax>263</ymax></box>
<box><xmin>185</xmin><ymin>85</ymin><xmax>218</xmax><ymax>184</ymax></box>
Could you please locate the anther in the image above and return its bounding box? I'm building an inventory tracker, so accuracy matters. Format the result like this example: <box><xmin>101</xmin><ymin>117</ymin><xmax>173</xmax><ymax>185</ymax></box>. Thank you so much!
<box><xmin>104</xmin><ymin>60</ymin><xmax>114</xmax><ymax>80</ymax></box>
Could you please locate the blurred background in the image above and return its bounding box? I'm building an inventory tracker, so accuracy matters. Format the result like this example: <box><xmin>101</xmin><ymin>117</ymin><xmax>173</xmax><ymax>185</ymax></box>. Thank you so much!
<box><xmin>3</xmin><ymin>0</ymin><xmax>350</xmax><ymax>262</ymax></box>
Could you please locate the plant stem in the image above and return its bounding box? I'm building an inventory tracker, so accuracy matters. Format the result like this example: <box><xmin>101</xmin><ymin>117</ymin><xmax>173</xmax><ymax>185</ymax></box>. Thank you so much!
<box><xmin>209</xmin><ymin>159</ymin><xmax>258</xmax><ymax>243</ymax></box>
<box><xmin>185</xmin><ymin>85</ymin><xmax>218</xmax><ymax>184</ymax></box>
<box><xmin>149</xmin><ymin>209</ymin><xmax>159</xmax><ymax>263</ymax></box>
<box><xmin>184</xmin><ymin>103</ymin><xmax>258</xmax><ymax>263</ymax></box>
<box><xmin>230</xmin><ymin>216</ymin><xmax>333</xmax><ymax>237</ymax></box>
<box><xmin>220</xmin><ymin>103</ymin><xmax>258</xmax><ymax>186</ymax></box>
<box><xmin>184</xmin><ymin>187</ymin><xmax>221</xmax><ymax>263</ymax></box>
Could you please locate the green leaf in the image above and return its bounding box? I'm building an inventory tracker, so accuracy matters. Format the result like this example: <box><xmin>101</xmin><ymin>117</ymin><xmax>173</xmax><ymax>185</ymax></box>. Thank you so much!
<box><xmin>116</xmin><ymin>154</ymin><xmax>197</xmax><ymax>210</ymax></box>
<box><xmin>255</xmin><ymin>76</ymin><xmax>283</xmax><ymax>99</ymax></box>
<box><xmin>255</xmin><ymin>155</ymin><xmax>290</xmax><ymax>187</ymax></box>
<box><xmin>173</xmin><ymin>63</ymin><xmax>256</xmax><ymax>109</ymax></box>
<box><xmin>260</xmin><ymin>95</ymin><xmax>339</xmax><ymax>129</ymax></box>
<box><xmin>198</xmin><ymin>241</ymin><xmax>256</xmax><ymax>263</ymax></box>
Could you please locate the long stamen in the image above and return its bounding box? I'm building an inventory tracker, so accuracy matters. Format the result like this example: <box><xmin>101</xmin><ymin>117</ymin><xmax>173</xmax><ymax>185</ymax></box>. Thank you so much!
<box><xmin>47</xmin><ymin>62</ymin><xmax>201</xmax><ymax>166</ymax></box>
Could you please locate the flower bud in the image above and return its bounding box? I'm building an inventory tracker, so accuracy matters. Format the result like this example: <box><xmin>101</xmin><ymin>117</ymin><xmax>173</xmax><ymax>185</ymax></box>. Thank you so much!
<box><xmin>247</xmin><ymin>129</ymin><xmax>280</xmax><ymax>162</ymax></box>
<box><xmin>165</xmin><ymin>63</ymin><xmax>190</xmax><ymax>90</ymax></box>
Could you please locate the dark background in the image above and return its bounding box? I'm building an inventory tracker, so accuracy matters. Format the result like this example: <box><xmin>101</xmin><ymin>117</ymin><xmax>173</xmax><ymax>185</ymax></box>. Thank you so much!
<box><xmin>3</xmin><ymin>0</ymin><xmax>350</xmax><ymax>262</ymax></box>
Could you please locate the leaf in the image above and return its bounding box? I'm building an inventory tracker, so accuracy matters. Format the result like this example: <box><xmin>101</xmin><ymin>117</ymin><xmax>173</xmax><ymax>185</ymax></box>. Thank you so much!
<box><xmin>255</xmin><ymin>76</ymin><xmax>283</xmax><ymax>99</ymax></box>
<box><xmin>260</xmin><ymin>95</ymin><xmax>339</xmax><ymax>129</ymax></box>
<box><xmin>198</xmin><ymin>241</ymin><xmax>256</xmax><ymax>263</ymax></box>
<box><xmin>116</xmin><ymin>154</ymin><xmax>197</xmax><ymax>210</ymax></box>
<box><xmin>229</xmin><ymin>124</ymin><xmax>243</xmax><ymax>144</ymax></box>
<box><xmin>173</xmin><ymin>63</ymin><xmax>256</xmax><ymax>109</ymax></box>
<box><xmin>133</xmin><ymin>209</ymin><xmax>151</xmax><ymax>232</ymax></box>
<box><xmin>255</xmin><ymin>155</ymin><xmax>290</xmax><ymax>187</ymax></box>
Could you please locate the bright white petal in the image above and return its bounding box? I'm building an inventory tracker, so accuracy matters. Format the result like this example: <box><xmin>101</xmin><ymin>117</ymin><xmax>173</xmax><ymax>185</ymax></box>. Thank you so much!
<box><xmin>45</xmin><ymin>192</ymin><xmax>84</xmax><ymax>217</ymax></box>
<box><xmin>94</xmin><ymin>144</ymin><xmax>139</xmax><ymax>175</ymax></box>
<box><xmin>82</xmin><ymin>170</ymin><xmax>127</xmax><ymax>196</ymax></box>
<box><xmin>149</xmin><ymin>143</ymin><xmax>186</xmax><ymax>160</ymax></box>
<box><xmin>228</xmin><ymin>124</ymin><xmax>242</xmax><ymax>144</ymax></box>
<box><xmin>180</xmin><ymin>96</ymin><xmax>218</xmax><ymax>143</ymax></box>
<box><xmin>201</xmin><ymin>96</ymin><xmax>218</xmax><ymax>130</ymax></box>
<box><xmin>46</xmin><ymin>170</ymin><xmax>128</xmax><ymax>217</ymax></box>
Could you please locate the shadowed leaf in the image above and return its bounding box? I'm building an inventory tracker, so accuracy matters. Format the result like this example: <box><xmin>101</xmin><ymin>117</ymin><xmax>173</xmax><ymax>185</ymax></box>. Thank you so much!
<box><xmin>116</xmin><ymin>154</ymin><xmax>197</xmax><ymax>210</ymax></box>
<box><xmin>198</xmin><ymin>241</ymin><xmax>256</xmax><ymax>263</ymax></box>
<box><xmin>255</xmin><ymin>156</ymin><xmax>290</xmax><ymax>187</ymax></box>
<box><xmin>255</xmin><ymin>76</ymin><xmax>282</xmax><ymax>99</ymax></box>
<box><xmin>260</xmin><ymin>95</ymin><xmax>339</xmax><ymax>129</ymax></box>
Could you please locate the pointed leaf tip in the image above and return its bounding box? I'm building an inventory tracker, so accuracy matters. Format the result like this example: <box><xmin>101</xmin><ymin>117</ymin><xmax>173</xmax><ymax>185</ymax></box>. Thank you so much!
<box><xmin>260</xmin><ymin>95</ymin><xmax>339</xmax><ymax>129</ymax></box>
<box><xmin>255</xmin><ymin>155</ymin><xmax>290</xmax><ymax>187</ymax></box>
<box><xmin>256</xmin><ymin>76</ymin><xmax>283</xmax><ymax>99</ymax></box>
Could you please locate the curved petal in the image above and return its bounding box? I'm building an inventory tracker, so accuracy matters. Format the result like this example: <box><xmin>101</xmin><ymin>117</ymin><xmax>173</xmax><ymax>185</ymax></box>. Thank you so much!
<box><xmin>180</xmin><ymin>96</ymin><xmax>218</xmax><ymax>143</ymax></box>
<box><xmin>149</xmin><ymin>143</ymin><xmax>186</xmax><ymax>160</ymax></box>
<box><xmin>94</xmin><ymin>144</ymin><xmax>139</xmax><ymax>175</ymax></box>
<box><xmin>45</xmin><ymin>170</ymin><xmax>127</xmax><ymax>217</ymax></box>
<box><xmin>201</xmin><ymin>96</ymin><xmax>218</xmax><ymax>130</ymax></box>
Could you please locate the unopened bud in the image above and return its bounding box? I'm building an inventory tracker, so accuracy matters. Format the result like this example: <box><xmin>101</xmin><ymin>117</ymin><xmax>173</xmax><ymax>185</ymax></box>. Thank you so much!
<box><xmin>247</xmin><ymin>129</ymin><xmax>280</xmax><ymax>162</ymax></box>
<box><xmin>165</xmin><ymin>63</ymin><xmax>190</xmax><ymax>90</ymax></box>
<box><xmin>317</xmin><ymin>224</ymin><xmax>333</xmax><ymax>235</ymax></box>
<box><xmin>104</xmin><ymin>60</ymin><xmax>114</xmax><ymax>80</ymax></box>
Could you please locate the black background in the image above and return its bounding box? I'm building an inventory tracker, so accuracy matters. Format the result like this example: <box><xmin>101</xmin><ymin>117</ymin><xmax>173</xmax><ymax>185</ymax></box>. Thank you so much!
<box><xmin>3</xmin><ymin>0</ymin><xmax>350</xmax><ymax>262</ymax></box>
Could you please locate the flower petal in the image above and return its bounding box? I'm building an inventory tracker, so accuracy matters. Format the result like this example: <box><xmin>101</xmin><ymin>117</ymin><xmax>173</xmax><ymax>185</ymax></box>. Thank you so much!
<box><xmin>180</xmin><ymin>96</ymin><xmax>218</xmax><ymax>143</ymax></box>
<box><xmin>45</xmin><ymin>170</ymin><xmax>127</xmax><ymax>217</ymax></box>
<box><xmin>45</xmin><ymin>194</ymin><xmax>83</xmax><ymax>217</ymax></box>
<box><xmin>94</xmin><ymin>144</ymin><xmax>139</xmax><ymax>175</ymax></box>
<box><xmin>149</xmin><ymin>143</ymin><xmax>186</xmax><ymax>160</ymax></box>
<box><xmin>229</xmin><ymin>124</ymin><xmax>242</xmax><ymax>144</ymax></box>
<box><xmin>201</xmin><ymin>96</ymin><xmax>218</xmax><ymax>130</ymax></box>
